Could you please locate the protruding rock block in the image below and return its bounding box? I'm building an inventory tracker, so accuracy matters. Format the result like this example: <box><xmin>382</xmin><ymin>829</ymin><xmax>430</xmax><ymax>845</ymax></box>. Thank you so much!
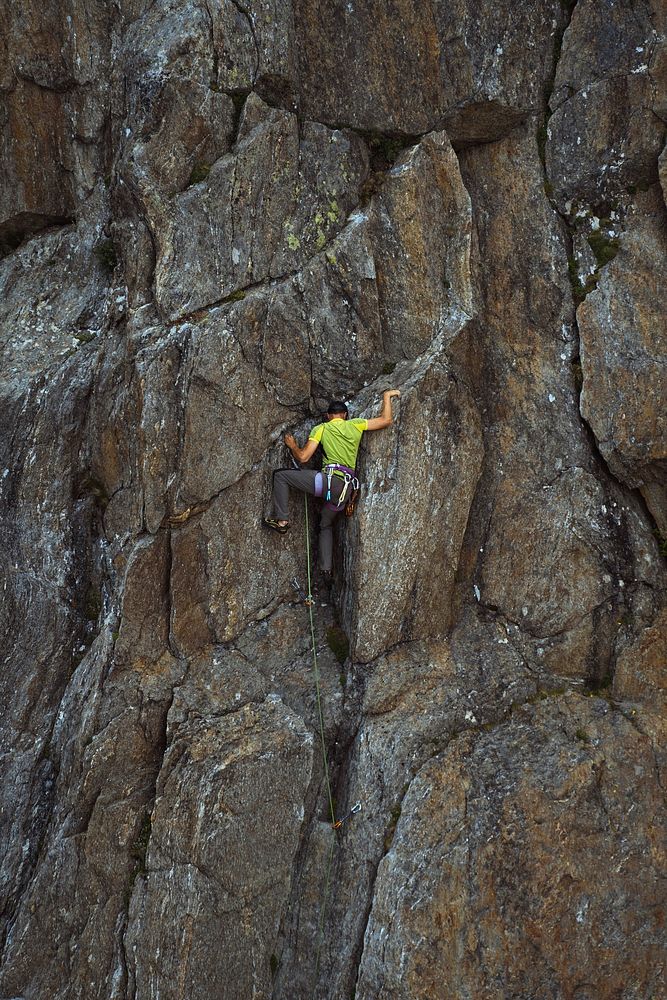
<box><xmin>480</xmin><ymin>467</ymin><xmax>660</xmax><ymax>677</ymax></box>
<box><xmin>295</xmin><ymin>0</ymin><xmax>561</xmax><ymax>138</ymax></box>
<box><xmin>371</xmin><ymin>131</ymin><xmax>473</xmax><ymax>359</ymax></box>
<box><xmin>125</xmin><ymin>696</ymin><xmax>313</xmax><ymax>1000</ymax></box>
<box><xmin>0</xmin><ymin>223</ymin><xmax>110</xmax><ymax>395</ymax></box>
<box><xmin>546</xmin><ymin>0</ymin><xmax>666</xmax><ymax>210</ymax></box>
<box><xmin>343</xmin><ymin>363</ymin><xmax>483</xmax><ymax>662</ymax></box>
<box><xmin>152</xmin><ymin>95</ymin><xmax>368</xmax><ymax>320</ymax></box>
<box><xmin>578</xmin><ymin>187</ymin><xmax>667</xmax><ymax>534</ymax></box>
<box><xmin>0</xmin><ymin>5</ymin><xmax>109</xmax><ymax>247</ymax></box>
<box><xmin>356</xmin><ymin>694</ymin><xmax>666</xmax><ymax>1000</ymax></box>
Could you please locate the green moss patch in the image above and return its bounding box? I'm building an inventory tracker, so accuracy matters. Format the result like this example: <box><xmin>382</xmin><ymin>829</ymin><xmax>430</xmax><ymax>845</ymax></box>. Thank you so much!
<box><xmin>188</xmin><ymin>162</ymin><xmax>212</xmax><ymax>186</ymax></box>
<box><xmin>587</xmin><ymin>231</ymin><xmax>620</xmax><ymax>269</ymax></box>
<box><xmin>326</xmin><ymin>625</ymin><xmax>349</xmax><ymax>665</ymax></box>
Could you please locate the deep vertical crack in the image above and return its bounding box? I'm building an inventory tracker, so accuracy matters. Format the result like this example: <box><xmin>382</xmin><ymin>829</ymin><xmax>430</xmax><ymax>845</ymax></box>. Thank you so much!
<box><xmin>228</xmin><ymin>0</ymin><xmax>260</xmax><ymax>82</ymax></box>
<box><xmin>119</xmin><ymin>667</ymin><xmax>180</xmax><ymax>997</ymax></box>
<box><xmin>532</xmin><ymin>0</ymin><xmax>666</xmax><ymax>563</ymax></box>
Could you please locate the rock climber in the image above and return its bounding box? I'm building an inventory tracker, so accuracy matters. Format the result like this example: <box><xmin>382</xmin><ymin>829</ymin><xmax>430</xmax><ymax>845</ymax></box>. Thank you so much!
<box><xmin>264</xmin><ymin>390</ymin><xmax>401</xmax><ymax>577</ymax></box>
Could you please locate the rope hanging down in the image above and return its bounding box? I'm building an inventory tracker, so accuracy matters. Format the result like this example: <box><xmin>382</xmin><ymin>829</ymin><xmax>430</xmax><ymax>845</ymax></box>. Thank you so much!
<box><xmin>303</xmin><ymin>492</ymin><xmax>336</xmax><ymax>991</ymax></box>
<box><xmin>297</xmin><ymin>493</ymin><xmax>362</xmax><ymax>832</ymax></box>
<box><xmin>303</xmin><ymin>492</ymin><xmax>336</xmax><ymax>827</ymax></box>
<box><xmin>298</xmin><ymin>491</ymin><xmax>362</xmax><ymax>992</ymax></box>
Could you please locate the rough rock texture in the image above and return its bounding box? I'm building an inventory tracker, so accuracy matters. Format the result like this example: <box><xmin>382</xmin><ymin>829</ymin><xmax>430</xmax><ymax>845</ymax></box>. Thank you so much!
<box><xmin>547</xmin><ymin>0</ymin><xmax>666</xmax><ymax>210</ymax></box>
<box><xmin>1</xmin><ymin>2</ymin><xmax>666</xmax><ymax>999</ymax></box>
<box><xmin>0</xmin><ymin>4</ymin><xmax>111</xmax><ymax>253</ymax></box>
<box><xmin>578</xmin><ymin>186</ymin><xmax>667</xmax><ymax>533</ymax></box>
<box><xmin>356</xmin><ymin>694</ymin><xmax>666</xmax><ymax>1000</ymax></box>
<box><xmin>342</xmin><ymin>362</ymin><xmax>483</xmax><ymax>663</ymax></box>
<box><xmin>126</xmin><ymin>695</ymin><xmax>314</xmax><ymax>1000</ymax></box>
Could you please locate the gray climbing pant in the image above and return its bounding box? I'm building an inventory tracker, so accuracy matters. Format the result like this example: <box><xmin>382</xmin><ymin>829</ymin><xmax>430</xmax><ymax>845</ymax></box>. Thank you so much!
<box><xmin>272</xmin><ymin>468</ymin><xmax>345</xmax><ymax>573</ymax></box>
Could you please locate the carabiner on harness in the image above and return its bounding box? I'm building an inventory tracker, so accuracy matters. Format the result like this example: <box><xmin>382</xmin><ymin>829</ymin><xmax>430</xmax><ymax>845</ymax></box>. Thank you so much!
<box><xmin>323</xmin><ymin>464</ymin><xmax>360</xmax><ymax>510</ymax></box>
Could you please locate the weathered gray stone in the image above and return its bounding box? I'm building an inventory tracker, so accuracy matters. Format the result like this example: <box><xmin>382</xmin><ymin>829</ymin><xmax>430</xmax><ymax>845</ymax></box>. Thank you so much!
<box><xmin>554</xmin><ymin>0</ymin><xmax>662</xmax><ymax>100</ymax></box>
<box><xmin>0</xmin><ymin>189</ymin><xmax>112</xmax><ymax>399</ymax></box>
<box><xmin>480</xmin><ymin>468</ymin><xmax>659</xmax><ymax>672</ymax></box>
<box><xmin>546</xmin><ymin>0</ymin><xmax>667</xmax><ymax>211</ymax></box>
<box><xmin>660</xmin><ymin>141</ymin><xmax>667</xmax><ymax>204</ymax></box>
<box><xmin>356</xmin><ymin>693</ymin><xmax>666</xmax><ymax>1000</ymax></box>
<box><xmin>1</xmin><ymin>2</ymin><xmax>666</xmax><ymax>999</ymax></box>
<box><xmin>290</xmin><ymin>215</ymin><xmax>384</xmax><ymax>401</ymax></box>
<box><xmin>578</xmin><ymin>186</ymin><xmax>667</xmax><ymax>534</ymax></box>
<box><xmin>213</xmin><ymin>0</ymin><xmax>297</xmax><ymax>101</ymax></box>
<box><xmin>434</xmin><ymin>0</ymin><xmax>564</xmax><ymax>134</ymax></box>
<box><xmin>370</xmin><ymin>131</ymin><xmax>473</xmax><ymax>359</ymax></box>
<box><xmin>114</xmin><ymin>534</ymin><xmax>170</xmax><ymax>664</ymax></box>
<box><xmin>613</xmin><ymin>607</ymin><xmax>667</xmax><ymax>707</ymax></box>
<box><xmin>152</xmin><ymin>95</ymin><xmax>368</xmax><ymax>320</ymax></box>
<box><xmin>125</xmin><ymin>696</ymin><xmax>313</xmax><ymax>1000</ymax></box>
<box><xmin>0</xmin><ymin>4</ymin><xmax>110</xmax><ymax>249</ymax></box>
<box><xmin>169</xmin><ymin>462</ymin><xmax>314</xmax><ymax>654</ymax></box>
<box><xmin>0</xmin><ymin>633</ymin><xmax>183</xmax><ymax>1000</ymax></box>
<box><xmin>276</xmin><ymin>609</ymin><xmax>541</xmax><ymax>999</ymax></box>
<box><xmin>294</xmin><ymin>0</ymin><xmax>445</xmax><ymax>133</ymax></box>
<box><xmin>547</xmin><ymin>75</ymin><xmax>665</xmax><ymax>210</ymax></box>
<box><xmin>294</xmin><ymin>0</ymin><xmax>563</xmax><ymax>140</ymax></box>
<box><xmin>342</xmin><ymin>362</ymin><xmax>484</xmax><ymax>663</ymax></box>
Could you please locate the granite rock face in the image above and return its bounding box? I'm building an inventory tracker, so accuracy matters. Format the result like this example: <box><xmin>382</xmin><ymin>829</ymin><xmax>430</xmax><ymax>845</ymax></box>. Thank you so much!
<box><xmin>356</xmin><ymin>694</ymin><xmax>666</xmax><ymax>1000</ymax></box>
<box><xmin>1</xmin><ymin>2</ymin><xmax>666</xmax><ymax>999</ymax></box>
<box><xmin>0</xmin><ymin>3</ymin><xmax>111</xmax><ymax>253</ymax></box>
<box><xmin>547</xmin><ymin>0</ymin><xmax>666</xmax><ymax>210</ymax></box>
<box><xmin>578</xmin><ymin>186</ymin><xmax>667</xmax><ymax>534</ymax></box>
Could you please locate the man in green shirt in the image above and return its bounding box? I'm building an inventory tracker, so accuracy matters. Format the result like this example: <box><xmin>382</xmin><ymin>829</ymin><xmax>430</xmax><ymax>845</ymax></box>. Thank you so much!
<box><xmin>264</xmin><ymin>390</ymin><xmax>400</xmax><ymax>575</ymax></box>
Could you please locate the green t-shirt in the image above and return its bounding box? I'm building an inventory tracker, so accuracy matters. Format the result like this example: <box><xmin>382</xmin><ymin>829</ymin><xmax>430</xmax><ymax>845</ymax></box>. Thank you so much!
<box><xmin>308</xmin><ymin>417</ymin><xmax>368</xmax><ymax>472</ymax></box>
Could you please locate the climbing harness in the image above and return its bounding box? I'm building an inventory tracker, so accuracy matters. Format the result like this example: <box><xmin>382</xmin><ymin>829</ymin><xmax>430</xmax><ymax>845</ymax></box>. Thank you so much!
<box><xmin>344</xmin><ymin>482</ymin><xmax>360</xmax><ymax>518</ymax></box>
<box><xmin>288</xmin><ymin>437</ymin><xmax>361</xmax><ymax>514</ymax></box>
<box><xmin>322</xmin><ymin>463</ymin><xmax>360</xmax><ymax>511</ymax></box>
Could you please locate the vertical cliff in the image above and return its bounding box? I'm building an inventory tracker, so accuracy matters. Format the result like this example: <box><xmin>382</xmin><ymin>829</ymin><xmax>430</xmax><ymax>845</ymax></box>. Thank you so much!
<box><xmin>1</xmin><ymin>2</ymin><xmax>665</xmax><ymax>998</ymax></box>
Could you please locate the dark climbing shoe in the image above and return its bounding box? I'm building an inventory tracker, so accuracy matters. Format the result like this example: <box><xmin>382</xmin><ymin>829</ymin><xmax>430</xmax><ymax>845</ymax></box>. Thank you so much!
<box><xmin>263</xmin><ymin>517</ymin><xmax>289</xmax><ymax>534</ymax></box>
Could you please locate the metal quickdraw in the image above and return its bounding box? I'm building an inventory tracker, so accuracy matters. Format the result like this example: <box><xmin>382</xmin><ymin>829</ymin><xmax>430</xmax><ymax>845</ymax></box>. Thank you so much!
<box><xmin>332</xmin><ymin>801</ymin><xmax>362</xmax><ymax>830</ymax></box>
<box><xmin>291</xmin><ymin>577</ymin><xmax>313</xmax><ymax>606</ymax></box>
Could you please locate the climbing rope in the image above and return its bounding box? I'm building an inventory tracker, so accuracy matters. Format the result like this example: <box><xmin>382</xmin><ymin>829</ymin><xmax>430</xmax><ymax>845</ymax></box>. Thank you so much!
<box><xmin>298</xmin><ymin>489</ymin><xmax>362</xmax><ymax>993</ymax></box>
<box><xmin>303</xmin><ymin>493</ymin><xmax>336</xmax><ymax>826</ymax></box>
<box><xmin>302</xmin><ymin>492</ymin><xmax>338</xmax><ymax>992</ymax></box>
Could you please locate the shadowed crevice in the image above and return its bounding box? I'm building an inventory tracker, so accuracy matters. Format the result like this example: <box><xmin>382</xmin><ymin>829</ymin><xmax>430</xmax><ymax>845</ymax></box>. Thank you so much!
<box><xmin>0</xmin><ymin>212</ymin><xmax>75</xmax><ymax>259</ymax></box>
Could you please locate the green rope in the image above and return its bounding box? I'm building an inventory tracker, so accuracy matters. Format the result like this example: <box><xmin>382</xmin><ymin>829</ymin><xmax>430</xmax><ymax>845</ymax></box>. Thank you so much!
<box><xmin>303</xmin><ymin>493</ymin><xmax>337</xmax><ymax>994</ymax></box>
<box><xmin>304</xmin><ymin>493</ymin><xmax>336</xmax><ymax>827</ymax></box>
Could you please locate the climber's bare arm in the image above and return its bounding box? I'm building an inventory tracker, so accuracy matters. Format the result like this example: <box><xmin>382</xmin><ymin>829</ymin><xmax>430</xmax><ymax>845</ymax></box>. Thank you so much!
<box><xmin>284</xmin><ymin>433</ymin><xmax>319</xmax><ymax>464</ymax></box>
<box><xmin>365</xmin><ymin>389</ymin><xmax>401</xmax><ymax>431</ymax></box>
